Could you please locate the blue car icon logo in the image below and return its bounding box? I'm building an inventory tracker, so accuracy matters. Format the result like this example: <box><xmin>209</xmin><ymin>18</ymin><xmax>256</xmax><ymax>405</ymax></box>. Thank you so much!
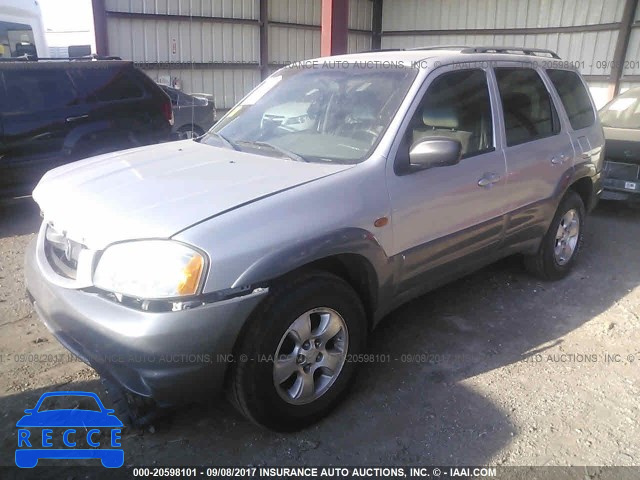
<box><xmin>15</xmin><ymin>391</ymin><xmax>124</xmax><ymax>468</ymax></box>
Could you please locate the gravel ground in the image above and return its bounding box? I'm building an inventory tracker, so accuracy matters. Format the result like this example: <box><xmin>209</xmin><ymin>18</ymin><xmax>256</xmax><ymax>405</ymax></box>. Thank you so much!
<box><xmin>0</xmin><ymin>198</ymin><xmax>639</xmax><ymax>471</ymax></box>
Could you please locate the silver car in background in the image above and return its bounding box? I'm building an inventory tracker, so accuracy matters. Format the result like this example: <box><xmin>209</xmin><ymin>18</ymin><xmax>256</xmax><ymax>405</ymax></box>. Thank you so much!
<box><xmin>159</xmin><ymin>84</ymin><xmax>216</xmax><ymax>139</ymax></box>
<box><xmin>25</xmin><ymin>47</ymin><xmax>604</xmax><ymax>431</ymax></box>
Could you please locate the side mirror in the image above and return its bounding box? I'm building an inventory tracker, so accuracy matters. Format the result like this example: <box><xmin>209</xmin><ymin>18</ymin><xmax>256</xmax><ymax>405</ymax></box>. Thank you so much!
<box><xmin>408</xmin><ymin>137</ymin><xmax>462</xmax><ymax>171</ymax></box>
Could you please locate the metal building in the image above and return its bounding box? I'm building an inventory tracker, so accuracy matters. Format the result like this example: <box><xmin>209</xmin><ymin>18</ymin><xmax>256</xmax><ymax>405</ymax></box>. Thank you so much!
<box><xmin>92</xmin><ymin>0</ymin><xmax>639</xmax><ymax>110</ymax></box>
<box><xmin>380</xmin><ymin>0</ymin><xmax>639</xmax><ymax>107</ymax></box>
<box><xmin>93</xmin><ymin>0</ymin><xmax>373</xmax><ymax>110</ymax></box>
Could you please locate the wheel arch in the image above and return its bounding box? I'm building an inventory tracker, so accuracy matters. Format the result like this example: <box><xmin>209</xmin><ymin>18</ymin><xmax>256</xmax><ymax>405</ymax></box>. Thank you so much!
<box><xmin>568</xmin><ymin>175</ymin><xmax>594</xmax><ymax>212</ymax></box>
<box><xmin>231</xmin><ymin>228</ymin><xmax>394</xmax><ymax>327</ymax></box>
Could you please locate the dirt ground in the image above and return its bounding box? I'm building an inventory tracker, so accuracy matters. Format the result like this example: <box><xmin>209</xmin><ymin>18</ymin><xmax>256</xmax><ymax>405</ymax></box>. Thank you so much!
<box><xmin>0</xmin><ymin>198</ymin><xmax>639</xmax><ymax>471</ymax></box>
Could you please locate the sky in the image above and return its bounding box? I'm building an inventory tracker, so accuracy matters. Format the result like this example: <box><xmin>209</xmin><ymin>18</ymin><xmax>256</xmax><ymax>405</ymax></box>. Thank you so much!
<box><xmin>38</xmin><ymin>0</ymin><xmax>95</xmax><ymax>48</ymax></box>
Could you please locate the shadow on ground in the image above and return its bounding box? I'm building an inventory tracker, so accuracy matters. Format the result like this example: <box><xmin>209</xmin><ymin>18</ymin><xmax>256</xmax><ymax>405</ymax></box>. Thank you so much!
<box><xmin>1</xmin><ymin>201</ymin><xmax>639</xmax><ymax>472</ymax></box>
<box><xmin>0</xmin><ymin>199</ymin><xmax>40</xmax><ymax>239</ymax></box>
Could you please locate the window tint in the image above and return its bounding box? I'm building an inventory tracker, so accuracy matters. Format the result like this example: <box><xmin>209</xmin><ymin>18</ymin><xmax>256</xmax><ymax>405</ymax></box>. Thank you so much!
<box><xmin>409</xmin><ymin>69</ymin><xmax>494</xmax><ymax>158</ymax></box>
<box><xmin>72</xmin><ymin>66</ymin><xmax>144</xmax><ymax>102</ymax></box>
<box><xmin>547</xmin><ymin>70</ymin><xmax>595</xmax><ymax>130</ymax></box>
<box><xmin>2</xmin><ymin>69</ymin><xmax>79</xmax><ymax>113</ymax></box>
<box><xmin>495</xmin><ymin>68</ymin><xmax>559</xmax><ymax>147</ymax></box>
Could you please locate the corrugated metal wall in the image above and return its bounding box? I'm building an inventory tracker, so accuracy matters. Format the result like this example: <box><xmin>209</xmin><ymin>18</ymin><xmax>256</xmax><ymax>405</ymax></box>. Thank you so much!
<box><xmin>102</xmin><ymin>0</ymin><xmax>637</xmax><ymax>110</ymax></box>
<box><xmin>103</xmin><ymin>0</ymin><xmax>374</xmax><ymax>110</ymax></box>
<box><xmin>268</xmin><ymin>0</ymin><xmax>320</xmax><ymax>64</ymax></box>
<box><xmin>381</xmin><ymin>0</ymin><xmax>639</xmax><ymax>107</ymax></box>
<box><xmin>104</xmin><ymin>0</ymin><xmax>261</xmax><ymax>109</ymax></box>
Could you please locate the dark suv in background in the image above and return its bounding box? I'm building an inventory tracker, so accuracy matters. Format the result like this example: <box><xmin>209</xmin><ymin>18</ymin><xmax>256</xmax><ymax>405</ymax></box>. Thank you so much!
<box><xmin>0</xmin><ymin>59</ymin><xmax>173</xmax><ymax>200</ymax></box>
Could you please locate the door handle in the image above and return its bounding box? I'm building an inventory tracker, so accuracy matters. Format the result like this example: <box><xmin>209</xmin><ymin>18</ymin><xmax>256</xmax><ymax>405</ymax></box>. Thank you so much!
<box><xmin>478</xmin><ymin>173</ymin><xmax>501</xmax><ymax>188</ymax></box>
<box><xmin>66</xmin><ymin>115</ymin><xmax>89</xmax><ymax>123</ymax></box>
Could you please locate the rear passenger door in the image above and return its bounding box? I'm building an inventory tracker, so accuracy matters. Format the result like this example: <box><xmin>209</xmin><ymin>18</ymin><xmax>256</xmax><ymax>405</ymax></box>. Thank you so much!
<box><xmin>546</xmin><ymin>69</ymin><xmax>603</xmax><ymax>181</ymax></box>
<box><xmin>70</xmin><ymin>65</ymin><xmax>151</xmax><ymax>153</ymax></box>
<box><xmin>494</xmin><ymin>65</ymin><xmax>574</xmax><ymax>239</ymax></box>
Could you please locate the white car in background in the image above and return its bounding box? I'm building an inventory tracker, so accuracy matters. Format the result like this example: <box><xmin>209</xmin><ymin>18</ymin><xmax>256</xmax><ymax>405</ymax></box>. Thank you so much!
<box><xmin>262</xmin><ymin>102</ymin><xmax>314</xmax><ymax>131</ymax></box>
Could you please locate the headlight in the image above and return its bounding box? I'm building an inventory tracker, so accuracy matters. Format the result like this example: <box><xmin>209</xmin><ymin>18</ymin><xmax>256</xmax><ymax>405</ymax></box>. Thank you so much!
<box><xmin>93</xmin><ymin>240</ymin><xmax>205</xmax><ymax>299</ymax></box>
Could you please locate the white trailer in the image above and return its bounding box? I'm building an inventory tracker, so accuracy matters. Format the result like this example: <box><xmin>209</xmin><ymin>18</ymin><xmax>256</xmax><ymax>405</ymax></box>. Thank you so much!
<box><xmin>0</xmin><ymin>0</ymin><xmax>47</xmax><ymax>58</ymax></box>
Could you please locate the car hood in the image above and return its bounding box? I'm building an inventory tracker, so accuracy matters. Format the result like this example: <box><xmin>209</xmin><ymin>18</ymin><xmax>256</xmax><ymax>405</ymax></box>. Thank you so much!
<box><xmin>603</xmin><ymin>126</ymin><xmax>640</xmax><ymax>164</ymax></box>
<box><xmin>33</xmin><ymin>140</ymin><xmax>353</xmax><ymax>249</ymax></box>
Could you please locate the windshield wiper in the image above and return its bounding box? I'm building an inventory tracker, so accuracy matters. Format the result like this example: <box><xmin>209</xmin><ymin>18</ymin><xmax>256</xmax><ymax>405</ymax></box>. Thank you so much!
<box><xmin>236</xmin><ymin>140</ymin><xmax>309</xmax><ymax>162</ymax></box>
<box><xmin>204</xmin><ymin>131</ymin><xmax>240</xmax><ymax>151</ymax></box>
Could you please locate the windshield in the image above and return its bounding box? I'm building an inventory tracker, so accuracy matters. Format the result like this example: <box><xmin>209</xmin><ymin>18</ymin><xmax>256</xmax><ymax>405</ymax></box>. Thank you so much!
<box><xmin>599</xmin><ymin>89</ymin><xmax>640</xmax><ymax>129</ymax></box>
<box><xmin>0</xmin><ymin>20</ymin><xmax>37</xmax><ymax>58</ymax></box>
<box><xmin>201</xmin><ymin>63</ymin><xmax>418</xmax><ymax>164</ymax></box>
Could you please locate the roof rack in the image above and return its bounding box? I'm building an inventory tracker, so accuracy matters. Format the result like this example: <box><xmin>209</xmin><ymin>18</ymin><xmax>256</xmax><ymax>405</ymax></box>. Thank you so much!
<box><xmin>0</xmin><ymin>54</ymin><xmax>123</xmax><ymax>62</ymax></box>
<box><xmin>407</xmin><ymin>45</ymin><xmax>473</xmax><ymax>51</ymax></box>
<box><xmin>461</xmin><ymin>46</ymin><xmax>561</xmax><ymax>59</ymax></box>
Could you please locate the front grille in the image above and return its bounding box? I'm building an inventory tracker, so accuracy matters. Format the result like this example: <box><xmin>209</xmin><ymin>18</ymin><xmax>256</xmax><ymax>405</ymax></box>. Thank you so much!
<box><xmin>604</xmin><ymin>160</ymin><xmax>640</xmax><ymax>181</ymax></box>
<box><xmin>43</xmin><ymin>225</ymin><xmax>85</xmax><ymax>280</ymax></box>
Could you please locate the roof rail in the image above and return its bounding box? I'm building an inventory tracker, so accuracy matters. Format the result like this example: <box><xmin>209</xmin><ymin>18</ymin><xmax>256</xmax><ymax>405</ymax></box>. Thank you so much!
<box><xmin>362</xmin><ymin>48</ymin><xmax>406</xmax><ymax>53</ymax></box>
<box><xmin>407</xmin><ymin>45</ymin><xmax>473</xmax><ymax>51</ymax></box>
<box><xmin>0</xmin><ymin>54</ymin><xmax>123</xmax><ymax>62</ymax></box>
<box><xmin>461</xmin><ymin>46</ymin><xmax>561</xmax><ymax>59</ymax></box>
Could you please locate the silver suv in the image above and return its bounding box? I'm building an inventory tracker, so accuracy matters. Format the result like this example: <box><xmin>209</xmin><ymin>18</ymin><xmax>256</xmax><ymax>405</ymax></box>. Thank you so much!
<box><xmin>25</xmin><ymin>46</ymin><xmax>604</xmax><ymax>431</ymax></box>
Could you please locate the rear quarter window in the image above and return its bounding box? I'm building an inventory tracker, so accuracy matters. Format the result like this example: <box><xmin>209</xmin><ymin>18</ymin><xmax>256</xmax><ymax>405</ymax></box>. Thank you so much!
<box><xmin>71</xmin><ymin>65</ymin><xmax>145</xmax><ymax>103</ymax></box>
<box><xmin>546</xmin><ymin>69</ymin><xmax>595</xmax><ymax>131</ymax></box>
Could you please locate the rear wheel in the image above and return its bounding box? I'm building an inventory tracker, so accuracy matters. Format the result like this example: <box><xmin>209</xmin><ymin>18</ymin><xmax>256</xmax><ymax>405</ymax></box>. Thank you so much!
<box><xmin>228</xmin><ymin>272</ymin><xmax>367</xmax><ymax>431</ymax></box>
<box><xmin>177</xmin><ymin>125</ymin><xmax>204</xmax><ymax>139</ymax></box>
<box><xmin>524</xmin><ymin>190</ymin><xmax>585</xmax><ymax>280</ymax></box>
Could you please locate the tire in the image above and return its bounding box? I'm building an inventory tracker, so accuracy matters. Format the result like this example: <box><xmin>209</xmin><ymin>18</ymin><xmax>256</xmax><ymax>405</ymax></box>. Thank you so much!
<box><xmin>177</xmin><ymin>125</ymin><xmax>204</xmax><ymax>139</ymax></box>
<box><xmin>228</xmin><ymin>271</ymin><xmax>367</xmax><ymax>431</ymax></box>
<box><xmin>100</xmin><ymin>377</ymin><xmax>158</xmax><ymax>428</ymax></box>
<box><xmin>524</xmin><ymin>190</ymin><xmax>585</xmax><ymax>280</ymax></box>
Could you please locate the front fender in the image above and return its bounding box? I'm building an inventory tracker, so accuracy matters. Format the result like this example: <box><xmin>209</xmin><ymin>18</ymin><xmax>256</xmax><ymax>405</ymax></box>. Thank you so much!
<box><xmin>232</xmin><ymin>227</ymin><xmax>396</xmax><ymax>315</ymax></box>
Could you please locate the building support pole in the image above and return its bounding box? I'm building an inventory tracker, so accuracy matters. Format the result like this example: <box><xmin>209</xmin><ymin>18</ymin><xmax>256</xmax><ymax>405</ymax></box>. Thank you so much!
<box><xmin>259</xmin><ymin>0</ymin><xmax>269</xmax><ymax>80</ymax></box>
<box><xmin>371</xmin><ymin>0</ymin><xmax>383</xmax><ymax>50</ymax></box>
<box><xmin>91</xmin><ymin>0</ymin><xmax>109</xmax><ymax>56</ymax></box>
<box><xmin>321</xmin><ymin>0</ymin><xmax>349</xmax><ymax>57</ymax></box>
<box><xmin>609</xmin><ymin>0</ymin><xmax>638</xmax><ymax>99</ymax></box>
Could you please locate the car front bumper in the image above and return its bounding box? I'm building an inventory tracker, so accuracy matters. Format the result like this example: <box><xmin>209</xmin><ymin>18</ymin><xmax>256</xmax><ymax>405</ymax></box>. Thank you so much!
<box><xmin>24</xmin><ymin>238</ymin><xmax>268</xmax><ymax>406</ymax></box>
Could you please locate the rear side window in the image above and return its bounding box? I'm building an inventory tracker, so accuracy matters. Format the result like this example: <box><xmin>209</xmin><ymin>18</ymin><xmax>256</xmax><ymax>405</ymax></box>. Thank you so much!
<box><xmin>546</xmin><ymin>69</ymin><xmax>595</xmax><ymax>130</ymax></box>
<box><xmin>495</xmin><ymin>68</ymin><xmax>560</xmax><ymax>147</ymax></box>
<box><xmin>71</xmin><ymin>66</ymin><xmax>144</xmax><ymax>103</ymax></box>
<box><xmin>2</xmin><ymin>68</ymin><xmax>79</xmax><ymax>113</ymax></box>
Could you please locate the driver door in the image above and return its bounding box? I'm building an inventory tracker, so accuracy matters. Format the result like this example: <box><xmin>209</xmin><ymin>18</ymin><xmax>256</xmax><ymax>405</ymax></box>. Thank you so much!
<box><xmin>386</xmin><ymin>66</ymin><xmax>507</xmax><ymax>294</ymax></box>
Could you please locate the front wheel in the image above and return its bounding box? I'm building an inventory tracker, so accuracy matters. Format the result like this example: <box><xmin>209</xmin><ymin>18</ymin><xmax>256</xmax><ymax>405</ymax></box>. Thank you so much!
<box><xmin>524</xmin><ymin>190</ymin><xmax>585</xmax><ymax>280</ymax></box>
<box><xmin>228</xmin><ymin>272</ymin><xmax>367</xmax><ymax>431</ymax></box>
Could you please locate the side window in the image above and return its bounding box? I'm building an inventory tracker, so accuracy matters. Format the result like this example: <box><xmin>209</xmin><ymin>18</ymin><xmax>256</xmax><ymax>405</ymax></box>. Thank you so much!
<box><xmin>3</xmin><ymin>68</ymin><xmax>79</xmax><ymax>113</ymax></box>
<box><xmin>495</xmin><ymin>68</ymin><xmax>560</xmax><ymax>147</ymax></box>
<box><xmin>546</xmin><ymin>69</ymin><xmax>595</xmax><ymax>130</ymax></box>
<box><xmin>409</xmin><ymin>69</ymin><xmax>494</xmax><ymax>158</ymax></box>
